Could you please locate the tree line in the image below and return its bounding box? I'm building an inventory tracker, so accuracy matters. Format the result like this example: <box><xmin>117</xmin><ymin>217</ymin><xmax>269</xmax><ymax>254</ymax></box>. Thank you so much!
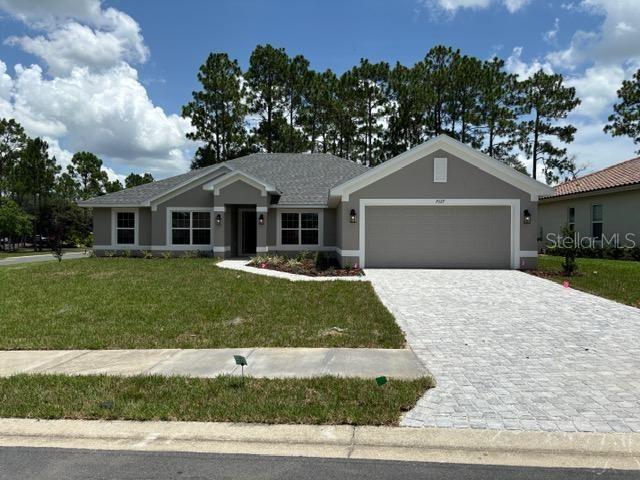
<box><xmin>0</xmin><ymin>118</ymin><xmax>154</xmax><ymax>251</ymax></box>
<box><xmin>183</xmin><ymin>44</ymin><xmax>589</xmax><ymax>184</ymax></box>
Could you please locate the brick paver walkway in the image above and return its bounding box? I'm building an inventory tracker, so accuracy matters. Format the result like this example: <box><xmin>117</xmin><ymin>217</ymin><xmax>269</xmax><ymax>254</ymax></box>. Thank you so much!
<box><xmin>366</xmin><ymin>269</ymin><xmax>640</xmax><ymax>432</ymax></box>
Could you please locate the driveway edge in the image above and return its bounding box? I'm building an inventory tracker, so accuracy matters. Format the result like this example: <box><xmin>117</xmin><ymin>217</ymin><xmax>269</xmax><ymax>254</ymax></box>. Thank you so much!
<box><xmin>0</xmin><ymin>419</ymin><xmax>638</xmax><ymax>470</ymax></box>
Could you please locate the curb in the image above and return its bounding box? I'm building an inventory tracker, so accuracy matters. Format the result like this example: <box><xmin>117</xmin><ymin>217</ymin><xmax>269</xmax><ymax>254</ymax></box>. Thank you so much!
<box><xmin>1</xmin><ymin>419</ymin><xmax>639</xmax><ymax>470</ymax></box>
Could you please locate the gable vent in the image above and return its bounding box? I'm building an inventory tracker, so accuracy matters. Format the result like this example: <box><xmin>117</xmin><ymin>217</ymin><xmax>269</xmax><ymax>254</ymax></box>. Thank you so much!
<box><xmin>434</xmin><ymin>157</ymin><xmax>448</xmax><ymax>183</ymax></box>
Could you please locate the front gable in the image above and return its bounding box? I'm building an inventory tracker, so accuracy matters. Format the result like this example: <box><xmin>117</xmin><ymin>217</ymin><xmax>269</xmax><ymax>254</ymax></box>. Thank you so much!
<box><xmin>347</xmin><ymin>149</ymin><xmax>533</xmax><ymax>201</ymax></box>
<box><xmin>330</xmin><ymin>135</ymin><xmax>553</xmax><ymax>202</ymax></box>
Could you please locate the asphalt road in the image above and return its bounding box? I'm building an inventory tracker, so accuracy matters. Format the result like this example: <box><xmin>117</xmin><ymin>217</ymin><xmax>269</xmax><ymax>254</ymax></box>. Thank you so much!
<box><xmin>0</xmin><ymin>447</ymin><xmax>635</xmax><ymax>480</ymax></box>
<box><xmin>0</xmin><ymin>251</ymin><xmax>88</xmax><ymax>266</ymax></box>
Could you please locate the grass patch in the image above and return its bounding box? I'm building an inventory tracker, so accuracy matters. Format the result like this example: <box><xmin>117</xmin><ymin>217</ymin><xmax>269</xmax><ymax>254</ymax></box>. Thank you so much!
<box><xmin>535</xmin><ymin>255</ymin><xmax>640</xmax><ymax>307</ymax></box>
<box><xmin>0</xmin><ymin>258</ymin><xmax>404</xmax><ymax>349</ymax></box>
<box><xmin>0</xmin><ymin>374</ymin><xmax>433</xmax><ymax>426</ymax></box>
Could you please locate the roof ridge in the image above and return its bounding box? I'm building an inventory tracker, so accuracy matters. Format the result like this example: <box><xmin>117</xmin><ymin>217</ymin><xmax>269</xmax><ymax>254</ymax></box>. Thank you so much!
<box><xmin>559</xmin><ymin>156</ymin><xmax>640</xmax><ymax>187</ymax></box>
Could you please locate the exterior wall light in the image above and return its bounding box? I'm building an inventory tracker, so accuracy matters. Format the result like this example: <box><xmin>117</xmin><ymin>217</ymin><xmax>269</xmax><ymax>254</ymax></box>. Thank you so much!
<box><xmin>258</xmin><ymin>214</ymin><xmax>264</xmax><ymax>225</ymax></box>
<box><xmin>215</xmin><ymin>214</ymin><xmax>222</xmax><ymax>225</ymax></box>
<box><xmin>523</xmin><ymin>209</ymin><xmax>532</xmax><ymax>224</ymax></box>
<box><xmin>350</xmin><ymin>209</ymin><xmax>357</xmax><ymax>223</ymax></box>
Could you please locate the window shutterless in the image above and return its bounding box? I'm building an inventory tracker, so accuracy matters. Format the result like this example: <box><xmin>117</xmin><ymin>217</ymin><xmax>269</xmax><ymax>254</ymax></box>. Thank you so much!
<box><xmin>116</xmin><ymin>212</ymin><xmax>135</xmax><ymax>244</ymax></box>
<box><xmin>281</xmin><ymin>212</ymin><xmax>319</xmax><ymax>246</ymax></box>
<box><xmin>171</xmin><ymin>211</ymin><xmax>211</xmax><ymax>245</ymax></box>
<box><xmin>591</xmin><ymin>205</ymin><xmax>603</xmax><ymax>240</ymax></box>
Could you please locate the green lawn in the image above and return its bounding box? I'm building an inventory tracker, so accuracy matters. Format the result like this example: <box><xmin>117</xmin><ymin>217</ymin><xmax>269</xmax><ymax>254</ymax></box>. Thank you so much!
<box><xmin>536</xmin><ymin>255</ymin><xmax>640</xmax><ymax>307</ymax></box>
<box><xmin>0</xmin><ymin>247</ymin><xmax>84</xmax><ymax>259</ymax></box>
<box><xmin>0</xmin><ymin>374</ymin><xmax>433</xmax><ymax>426</ymax></box>
<box><xmin>0</xmin><ymin>258</ymin><xmax>404</xmax><ymax>349</ymax></box>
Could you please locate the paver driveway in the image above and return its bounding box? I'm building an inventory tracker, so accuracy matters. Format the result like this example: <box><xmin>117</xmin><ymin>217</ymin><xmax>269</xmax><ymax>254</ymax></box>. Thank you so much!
<box><xmin>366</xmin><ymin>269</ymin><xmax>640</xmax><ymax>433</ymax></box>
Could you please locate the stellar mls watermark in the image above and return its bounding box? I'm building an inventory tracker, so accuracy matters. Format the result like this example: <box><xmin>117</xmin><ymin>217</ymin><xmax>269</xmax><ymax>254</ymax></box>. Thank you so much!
<box><xmin>546</xmin><ymin>232</ymin><xmax>637</xmax><ymax>248</ymax></box>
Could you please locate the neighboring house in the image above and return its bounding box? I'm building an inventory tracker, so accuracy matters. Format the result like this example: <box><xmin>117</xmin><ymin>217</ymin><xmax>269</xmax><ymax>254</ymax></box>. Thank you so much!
<box><xmin>79</xmin><ymin>135</ymin><xmax>552</xmax><ymax>269</ymax></box>
<box><xmin>539</xmin><ymin>156</ymin><xmax>640</xmax><ymax>248</ymax></box>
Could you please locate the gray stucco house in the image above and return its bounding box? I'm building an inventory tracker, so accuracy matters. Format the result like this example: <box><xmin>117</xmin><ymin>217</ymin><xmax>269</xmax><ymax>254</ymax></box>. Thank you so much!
<box><xmin>79</xmin><ymin>135</ymin><xmax>553</xmax><ymax>269</ymax></box>
<box><xmin>539</xmin><ymin>156</ymin><xmax>640</xmax><ymax>248</ymax></box>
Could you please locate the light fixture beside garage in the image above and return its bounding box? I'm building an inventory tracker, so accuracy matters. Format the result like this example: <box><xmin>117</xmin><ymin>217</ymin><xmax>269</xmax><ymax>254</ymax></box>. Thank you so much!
<box><xmin>215</xmin><ymin>214</ymin><xmax>222</xmax><ymax>225</ymax></box>
<box><xmin>523</xmin><ymin>209</ymin><xmax>532</xmax><ymax>224</ymax></box>
<box><xmin>258</xmin><ymin>214</ymin><xmax>264</xmax><ymax>225</ymax></box>
<box><xmin>350</xmin><ymin>209</ymin><xmax>357</xmax><ymax>223</ymax></box>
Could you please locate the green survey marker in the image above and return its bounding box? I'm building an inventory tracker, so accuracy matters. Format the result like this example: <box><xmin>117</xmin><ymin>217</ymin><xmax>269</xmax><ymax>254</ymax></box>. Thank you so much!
<box><xmin>376</xmin><ymin>376</ymin><xmax>388</xmax><ymax>386</ymax></box>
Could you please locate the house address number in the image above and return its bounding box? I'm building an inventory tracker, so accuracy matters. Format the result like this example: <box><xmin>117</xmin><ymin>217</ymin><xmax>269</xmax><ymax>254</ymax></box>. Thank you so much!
<box><xmin>435</xmin><ymin>199</ymin><xmax>446</xmax><ymax>204</ymax></box>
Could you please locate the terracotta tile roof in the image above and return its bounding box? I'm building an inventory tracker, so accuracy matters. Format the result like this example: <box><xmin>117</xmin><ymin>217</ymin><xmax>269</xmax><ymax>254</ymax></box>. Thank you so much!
<box><xmin>551</xmin><ymin>156</ymin><xmax>640</xmax><ymax>197</ymax></box>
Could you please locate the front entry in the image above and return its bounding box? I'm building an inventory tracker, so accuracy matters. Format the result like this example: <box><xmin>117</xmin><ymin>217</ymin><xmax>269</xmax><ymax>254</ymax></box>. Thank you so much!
<box><xmin>238</xmin><ymin>208</ymin><xmax>257</xmax><ymax>256</ymax></box>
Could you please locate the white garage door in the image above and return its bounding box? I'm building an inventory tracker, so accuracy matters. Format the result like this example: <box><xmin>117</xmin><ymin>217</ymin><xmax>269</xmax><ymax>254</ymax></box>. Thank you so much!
<box><xmin>364</xmin><ymin>205</ymin><xmax>512</xmax><ymax>268</ymax></box>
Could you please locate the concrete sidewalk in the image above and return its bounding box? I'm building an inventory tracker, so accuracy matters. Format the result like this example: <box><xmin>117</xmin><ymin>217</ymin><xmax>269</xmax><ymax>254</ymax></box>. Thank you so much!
<box><xmin>0</xmin><ymin>348</ymin><xmax>427</xmax><ymax>379</ymax></box>
<box><xmin>0</xmin><ymin>251</ymin><xmax>89</xmax><ymax>266</ymax></box>
<box><xmin>1</xmin><ymin>419</ymin><xmax>638</xmax><ymax>470</ymax></box>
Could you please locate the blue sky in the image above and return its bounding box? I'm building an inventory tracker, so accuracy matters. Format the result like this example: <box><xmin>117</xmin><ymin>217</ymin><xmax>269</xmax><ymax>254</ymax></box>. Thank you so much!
<box><xmin>0</xmin><ymin>0</ymin><xmax>638</xmax><ymax>181</ymax></box>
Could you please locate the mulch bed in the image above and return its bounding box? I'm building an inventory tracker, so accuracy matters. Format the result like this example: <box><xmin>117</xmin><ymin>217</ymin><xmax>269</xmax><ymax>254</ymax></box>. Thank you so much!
<box><xmin>250</xmin><ymin>258</ymin><xmax>364</xmax><ymax>277</ymax></box>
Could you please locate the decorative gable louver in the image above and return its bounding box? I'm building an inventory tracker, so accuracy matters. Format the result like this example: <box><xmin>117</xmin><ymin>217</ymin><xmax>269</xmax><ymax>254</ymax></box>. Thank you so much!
<box><xmin>434</xmin><ymin>157</ymin><xmax>448</xmax><ymax>183</ymax></box>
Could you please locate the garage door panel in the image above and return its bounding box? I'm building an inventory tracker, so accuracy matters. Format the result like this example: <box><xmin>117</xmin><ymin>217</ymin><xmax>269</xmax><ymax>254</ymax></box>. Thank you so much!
<box><xmin>365</xmin><ymin>206</ymin><xmax>511</xmax><ymax>268</ymax></box>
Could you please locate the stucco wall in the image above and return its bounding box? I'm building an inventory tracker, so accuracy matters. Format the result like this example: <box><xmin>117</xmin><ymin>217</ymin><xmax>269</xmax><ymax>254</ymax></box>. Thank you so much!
<box><xmin>92</xmin><ymin>208</ymin><xmax>111</xmax><ymax>245</ymax></box>
<box><xmin>539</xmin><ymin>187</ymin><xmax>640</xmax><ymax>246</ymax></box>
<box><xmin>338</xmin><ymin>149</ymin><xmax>538</xmax><ymax>256</ymax></box>
<box><xmin>152</xmin><ymin>181</ymin><xmax>214</xmax><ymax>246</ymax></box>
<box><xmin>217</xmin><ymin>180</ymin><xmax>267</xmax><ymax>207</ymax></box>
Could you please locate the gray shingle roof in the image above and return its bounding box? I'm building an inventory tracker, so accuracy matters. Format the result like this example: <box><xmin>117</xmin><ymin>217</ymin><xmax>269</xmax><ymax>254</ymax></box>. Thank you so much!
<box><xmin>79</xmin><ymin>153</ymin><xmax>369</xmax><ymax>207</ymax></box>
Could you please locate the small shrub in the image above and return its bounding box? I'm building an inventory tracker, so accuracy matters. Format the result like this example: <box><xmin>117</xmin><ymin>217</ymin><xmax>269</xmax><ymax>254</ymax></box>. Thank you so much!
<box><xmin>559</xmin><ymin>225</ymin><xmax>578</xmax><ymax>276</ymax></box>
<box><xmin>104</xmin><ymin>250</ymin><xmax>115</xmax><ymax>258</ymax></box>
<box><xmin>630</xmin><ymin>246</ymin><xmax>640</xmax><ymax>261</ymax></box>
<box><xmin>142</xmin><ymin>250</ymin><xmax>154</xmax><ymax>259</ymax></box>
<box><xmin>605</xmin><ymin>246</ymin><xmax>625</xmax><ymax>260</ymax></box>
<box><xmin>314</xmin><ymin>251</ymin><xmax>328</xmax><ymax>271</ymax></box>
<box><xmin>296</xmin><ymin>250</ymin><xmax>313</xmax><ymax>262</ymax></box>
<box><xmin>122</xmin><ymin>249</ymin><xmax>131</xmax><ymax>258</ymax></box>
<box><xmin>182</xmin><ymin>250</ymin><xmax>199</xmax><ymax>259</ymax></box>
<box><xmin>161</xmin><ymin>251</ymin><xmax>172</xmax><ymax>260</ymax></box>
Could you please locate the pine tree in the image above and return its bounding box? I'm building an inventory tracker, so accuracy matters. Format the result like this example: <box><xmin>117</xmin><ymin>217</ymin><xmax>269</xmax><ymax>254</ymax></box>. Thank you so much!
<box><xmin>417</xmin><ymin>46</ymin><xmax>461</xmax><ymax>137</ymax></box>
<box><xmin>283</xmin><ymin>54</ymin><xmax>310</xmax><ymax>152</ymax></box>
<box><xmin>245</xmin><ymin>45</ymin><xmax>289</xmax><ymax>153</ymax></box>
<box><xmin>125</xmin><ymin>173</ymin><xmax>154</xmax><ymax>188</ymax></box>
<box><xmin>350</xmin><ymin>59</ymin><xmax>389</xmax><ymax>165</ymax></box>
<box><xmin>476</xmin><ymin>58</ymin><xmax>526</xmax><ymax>173</ymax></box>
<box><xmin>182</xmin><ymin>53</ymin><xmax>247</xmax><ymax>167</ymax></box>
<box><xmin>604</xmin><ymin>68</ymin><xmax>640</xmax><ymax>154</ymax></box>
<box><xmin>384</xmin><ymin>62</ymin><xmax>425</xmax><ymax>156</ymax></box>
<box><xmin>0</xmin><ymin>118</ymin><xmax>27</xmax><ymax>199</ymax></box>
<box><xmin>12</xmin><ymin>138</ymin><xmax>60</xmax><ymax>249</ymax></box>
<box><xmin>67</xmin><ymin>151</ymin><xmax>108</xmax><ymax>200</ymax></box>
<box><xmin>517</xmin><ymin>70</ymin><xmax>581</xmax><ymax>183</ymax></box>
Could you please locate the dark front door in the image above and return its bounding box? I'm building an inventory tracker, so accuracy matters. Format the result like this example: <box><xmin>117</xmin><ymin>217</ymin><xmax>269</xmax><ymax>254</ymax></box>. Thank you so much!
<box><xmin>241</xmin><ymin>210</ymin><xmax>257</xmax><ymax>255</ymax></box>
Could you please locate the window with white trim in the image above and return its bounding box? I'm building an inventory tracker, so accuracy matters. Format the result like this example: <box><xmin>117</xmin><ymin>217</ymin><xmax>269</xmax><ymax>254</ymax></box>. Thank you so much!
<box><xmin>567</xmin><ymin>207</ymin><xmax>575</xmax><ymax>232</ymax></box>
<box><xmin>591</xmin><ymin>204</ymin><xmax>603</xmax><ymax>240</ymax></box>
<box><xmin>116</xmin><ymin>212</ymin><xmax>135</xmax><ymax>245</ymax></box>
<box><xmin>171</xmin><ymin>211</ymin><xmax>211</xmax><ymax>245</ymax></box>
<box><xmin>281</xmin><ymin>212</ymin><xmax>319</xmax><ymax>245</ymax></box>
<box><xmin>434</xmin><ymin>157</ymin><xmax>447</xmax><ymax>183</ymax></box>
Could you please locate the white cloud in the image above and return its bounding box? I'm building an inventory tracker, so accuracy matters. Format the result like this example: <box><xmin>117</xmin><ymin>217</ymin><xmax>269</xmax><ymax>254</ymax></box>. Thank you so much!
<box><xmin>565</xmin><ymin>120</ymin><xmax>637</xmax><ymax>173</ymax></box>
<box><xmin>418</xmin><ymin>0</ymin><xmax>530</xmax><ymax>14</ymax></box>
<box><xmin>566</xmin><ymin>64</ymin><xmax>625</xmax><ymax>118</ymax></box>
<box><xmin>6</xmin><ymin>22</ymin><xmax>143</xmax><ymax>76</ymax></box>
<box><xmin>547</xmin><ymin>0</ymin><xmax>640</xmax><ymax>68</ymax></box>
<box><xmin>0</xmin><ymin>1</ymin><xmax>193</xmax><ymax>178</ymax></box>
<box><xmin>543</xmin><ymin>17</ymin><xmax>560</xmax><ymax>45</ymax></box>
<box><xmin>502</xmin><ymin>0</ymin><xmax>530</xmax><ymax>13</ymax></box>
<box><xmin>505</xmin><ymin>47</ymin><xmax>553</xmax><ymax>78</ymax></box>
<box><xmin>0</xmin><ymin>0</ymin><xmax>147</xmax><ymax>74</ymax></box>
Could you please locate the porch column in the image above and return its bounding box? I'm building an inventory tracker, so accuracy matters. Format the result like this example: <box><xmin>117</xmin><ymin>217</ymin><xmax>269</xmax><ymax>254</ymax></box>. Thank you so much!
<box><xmin>256</xmin><ymin>206</ymin><xmax>268</xmax><ymax>253</ymax></box>
<box><xmin>213</xmin><ymin>206</ymin><xmax>227</xmax><ymax>258</ymax></box>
